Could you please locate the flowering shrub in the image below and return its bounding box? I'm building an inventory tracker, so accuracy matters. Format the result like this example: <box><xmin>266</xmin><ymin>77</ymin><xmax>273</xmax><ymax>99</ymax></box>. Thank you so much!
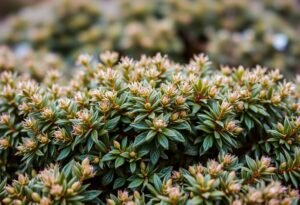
<box><xmin>0</xmin><ymin>0</ymin><xmax>300</xmax><ymax>74</ymax></box>
<box><xmin>0</xmin><ymin>51</ymin><xmax>299</xmax><ymax>204</ymax></box>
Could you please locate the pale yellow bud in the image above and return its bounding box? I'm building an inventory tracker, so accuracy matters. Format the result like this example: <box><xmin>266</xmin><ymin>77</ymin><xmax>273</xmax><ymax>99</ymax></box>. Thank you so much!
<box><xmin>31</xmin><ymin>192</ymin><xmax>41</xmax><ymax>202</ymax></box>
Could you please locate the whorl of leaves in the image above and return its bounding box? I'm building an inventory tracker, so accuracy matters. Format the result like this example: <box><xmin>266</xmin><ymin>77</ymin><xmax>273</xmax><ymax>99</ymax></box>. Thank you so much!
<box><xmin>0</xmin><ymin>51</ymin><xmax>299</xmax><ymax>204</ymax></box>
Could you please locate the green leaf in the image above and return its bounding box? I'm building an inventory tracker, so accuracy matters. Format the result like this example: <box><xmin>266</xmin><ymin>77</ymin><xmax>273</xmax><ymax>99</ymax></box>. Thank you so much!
<box><xmin>203</xmin><ymin>136</ymin><xmax>213</xmax><ymax>151</ymax></box>
<box><xmin>249</xmin><ymin>105</ymin><xmax>258</xmax><ymax>113</ymax></box>
<box><xmin>210</xmin><ymin>190</ymin><xmax>224</xmax><ymax>197</ymax></box>
<box><xmin>146</xmin><ymin>184</ymin><xmax>159</xmax><ymax>196</ymax></box>
<box><xmin>214</xmin><ymin>131</ymin><xmax>221</xmax><ymax>139</ymax></box>
<box><xmin>203</xmin><ymin>120</ymin><xmax>215</xmax><ymax>129</ymax></box>
<box><xmin>267</xmin><ymin>130</ymin><xmax>285</xmax><ymax>138</ymax></box>
<box><xmin>245</xmin><ymin>156</ymin><xmax>256</xmax><ymax>170</ymax></box>
<box><xmin>113</xmin><ymin>178</ymin><xmax>126</xmax><ymax>190</ymax></box>
<box><xmin>134</xmin><ymin>114</ymin><xmax>148</xmax><ymax>123</ymax></box>
<box><xmin>91</xmin><ymin>129</ymin><xmax>98</xmax><ymax>139</ymax></box>
<box><xmin>164</xmin><ymin>128</ymin><xmax>185</xmax><ymax>142</ymax></box>
<box><xmin>115</xmin><ymin>157</ymin><xmax>125</xmax><ymax>168</ymax></box>
<box><xmin>81</xmin><ymin>190</ymin><xmax>102</xmax><ymax>201</ymax></box>
<box><xmin>172</xmin><ymin>121</ymin><xmax>191</xmax><ymax>132</ymax></box>
<box><xmin>106</xmin><ymin>116</ymin><xmax>120</xmax><ymax>130</ymax></box>
<box><xmin>150</xmin><ymin>149</ymin><xmax>160</xmax><ymax>165</ymax></box>
<box><xmin>130</xmin><ymin>163</ymin><xmax>136</xmax><ymax>173</ymax></box>
<box><xmin>133</xmin><ymin>132</ymin><xmax>147</xmax><ymax>147</ymax></box>
<box><xmin>153</xmin><ymin>174</ymin><xmax>162</xmax><ymax>191</ymax></box>
<box><xmin>158</xmin><ymin>134</ymin><xmax>169</xmax><ymax>149</ymax></box>
<box><xmin>244</xmin><ymin>115</ymin><xmax>254</xmax><ymax>130</ymax></box>
<box><xmin>131</xmin><ymin>122</ymin><xmax>149</xmax><ymax>130</ymax></box>
<box><xmin>192</xmin><ymin>104</ymin><xmax>201</xmax><ymax>114</ymax></box>
<box><xmin>289</xmin><ymin>172</ymin><xmax>298</xmax><ymax>187</ymax></box>
<box><xmin>146</xmin><ymin>130</ymin><xmax>156</xmax><ymax>141</ymax></box>
<box><xmin>101</xmin><ymin>170</ymin><xmax>114</xmax><ymax>186</ymax></box>
<box><xmin>128</xmin><ymin>178</ymin><xmax>144</xmax><ymax>188</ymax></box>
<box><xmin>57</xmin><ymin>147</ymin><xmax>71</xmax><ymax>161</ymax></box>
<box><xmin>196</xmin><ymin>125</ymin><xmax>212</xmax><ymax>133</ymax></box>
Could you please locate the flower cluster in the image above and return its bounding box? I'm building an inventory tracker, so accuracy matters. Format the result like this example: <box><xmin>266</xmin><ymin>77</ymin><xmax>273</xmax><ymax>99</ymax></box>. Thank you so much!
<box><xmin>0</xmin><ymin>52</ymin><xmax>299</xmax><ymax>204</ymax></box>
<box><xmin>0</xmin><ymin>159</ymin><xmax>100</xmax><ymax>205</ymax></box>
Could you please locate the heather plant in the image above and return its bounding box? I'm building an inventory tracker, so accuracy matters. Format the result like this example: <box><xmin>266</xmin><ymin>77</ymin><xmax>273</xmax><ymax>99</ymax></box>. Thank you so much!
<box><xmin>0</xmin><ymin>51</ymin><xmax>299</xmax><ymax>204</ymax></box>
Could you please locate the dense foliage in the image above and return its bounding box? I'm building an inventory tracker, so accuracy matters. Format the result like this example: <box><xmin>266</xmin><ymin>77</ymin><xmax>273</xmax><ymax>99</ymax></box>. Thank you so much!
<box><xmin>0</xmin><ymin>0</ymin><xmax>300</xmax><ymax>74</ymax></box>
<box><xmin>0</xmin><ymin>51</ymin><xmax>299</xmax><ymax>204</ymax></box>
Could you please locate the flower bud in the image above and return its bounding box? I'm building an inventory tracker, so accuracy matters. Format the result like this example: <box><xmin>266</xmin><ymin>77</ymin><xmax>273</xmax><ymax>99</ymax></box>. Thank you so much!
<box><xmin>2</xmin><ymin>198</ymin><xmax>12</xmax><ymax>204</ymax></box>
<box><xmin>99</xmin><ymin>100</ymin><xmax>111</xmax><ymax>113</ymax></box>
<box><xmin>82</xmin><ymin>158</ymin><xmax>94</xmax><ymax>178</ymax></box>
<box><xmin>208</xmin><ymin>86</ymin><xmax>218</xmax><ymax>97</ymax></box>
<box><xmin>236</xmin><ymin>102</ymin><xmax>244</xmax><ymax>112</ymax></box>
<box><xmin>107</xmin><ymin>199</ymin><xmax>116</xmax><ymax>205</ymax></box>
<box><xmin>0</xmin><ymin>114</ymin><xmax>10</xmax><ymax>125</ymax></box>
<box><xmin>172</xmin><ymin>171</ymin><xmax>181</xmax><ymax>181</ymax></box>
<box><xmin>18</xmin><ymin>174</ymin><xmax>28</xmax><ymax>185</ymax></box>
<box><xmin>67</xmin><ymin>188</ymin><xmax>74</xmax><ymax>195</ymax></box>
<box><xmin>77</xmin><ymin>54</ymin><xmax>91</xmax><ymax>67</ymax></box>
<box><xmin>5</xmin><ymin>186</ymin><xmax>15</xmax><ymax>194</ymax></box>
<box><xmin>168</xmin><ymin>187</ymin><xmax>180</xmax><ymax>202</ymax></box>
<box><xmin>175</xmin><ymin>95</ymin><xmax>185</xmax><ymax>105</ymax></box>
<box><xmin>153</xmin><ymin>119</ymin><xmax>167</xmax><ymax>130</ymax></box>
<box><xmin>229</xmin><ymin>184</ymin><xmax>241</xmax><ymax>193</ymax></box>
<box><xmin>50</xmin><ymin>184</ymin><xmax>63</xmax><ymax>197</ymax></box>
<box><xmin>232</xmin><ymin>200</ymin><xmax>242</xmax><ymax>205</ymax></box>
<box><xmin>24</xmin><ymin>139</ymin><xmax>37</xmax><ymax>151</ymax></box>
<box><xmin>222</xmin><ymin>154</ymin><xmax>235</xmax><ymax>166</ymax></box>
<box><xmin>31</xmin><ymin>192</ymin><xmax>41</xmax><ymax>202</ymax></box>
<box><xmin>71</xmin><ymin>181</ymin><xmax>81</xmax><ymax>191</ymax></box>
<box><xmin>40</xmin><ymin>197</ymin><xmax>51</xmax><ymax>205</ymax></box>
<box><xmin>129</xmin><ymin>151</ymin><xmax>137</xmax><ymax>158</ymax></box>
<box><xmin>41</xmin><ymin>108</ymin><xmax>54</xmax><ymax>119</ymax></box>
<box><xmin>113</xmin><ymin>140</ymin><xmax>121</xmax><ymax>149</ymax></box>
<box><xmin>277</xmin><ymin>122</ymin><xmax>284</xmax><ymax>132</ymax></box>
<box><xmin>259</xmin><ymin>90</ymin><xmax>266</xmax><ymax>98</ymax></box>
<box><xmin>179</xmin><ymin>110</ymin><xmax>187</xmax><ymax>118</ymax></box>
<box><xmin>0</xmin><ymin>138</ymin><xmax>10</xmax><ymax>149</ymax></box>
<box><xmin>171</xmin><ymin>112</ymin><xmax>179</xmax><ymax>121</ymax></box>
<box><xmin>144</xmin><ymin>102</ymin><xmax>151</xmax><ymax>110</ymax></box>
<box><xmin>189</xmin><ymin>166</ymin><xmax>196</xmax><ymax>175</ymax></box>
<box><xmin>134</xmin><ymin>191</ymin><xmax>141</xmax><ymax>199</ymax></box>
<box><xmin>161</xmin><ymin>96</ymin><xmax>170</xmax><ymax>106</ymax></box>
<box><xmin>37</xmin><ymin>134</ymin><xmax>49</xmax><ymax>144</ymax></box>
<box><xmin>196</xmin><ymin>173</ymin><xmax>204</xmax><ymax>185</ymax></box>
<box><xmin>271</xmin><ymin>95</ymin><xmax>281</xmax><ymax>104</ymax></box>
<box><xmin>228</xmin><ymin>91</ymin><xmax>239</xmax><ymax>103</ymax></box>
<box><xmin>140</xmin><ymin>162</ymin><xmax>146</xmax><ymax>171</ymax></box>
<box><xmin>100</xmin><ymin>51</ymin><xmax>119</xmax><ymax>66</ymax></box>
<box><xmin>92</xmin><ymin>157</ymin><xmax>100</xmax><ymax>164</ymax></box>
<box><xmin>13</xmin><ymin>200</ymin><xmax>22</xmax><ymax>205</ymax></box>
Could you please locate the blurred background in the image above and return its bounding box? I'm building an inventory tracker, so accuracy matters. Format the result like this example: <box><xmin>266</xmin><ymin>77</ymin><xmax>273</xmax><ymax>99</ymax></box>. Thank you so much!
<box><xmin>0</xmin><ymin>0</ymin><xmax>299</xmax><ymax>78</ymax></box>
